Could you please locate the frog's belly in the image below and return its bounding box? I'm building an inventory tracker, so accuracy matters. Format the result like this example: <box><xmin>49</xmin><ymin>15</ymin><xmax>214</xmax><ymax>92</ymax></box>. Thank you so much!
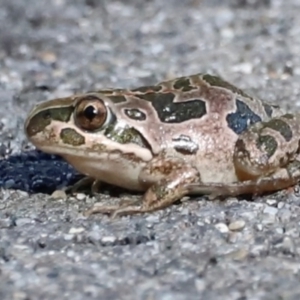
<box><xmin>197</xmin><ymin>158</ymin><xmax>238</xmax><ymax>184</ymax></box>
<box><xmin>185</xmin><ymin>124</ymin><xmax>239</xmax><ymax>184</ymax></box>
<box><xmin>63</xmin><ymin>154</ymin><xmax>147</xmax><ymax>191</ymax></box>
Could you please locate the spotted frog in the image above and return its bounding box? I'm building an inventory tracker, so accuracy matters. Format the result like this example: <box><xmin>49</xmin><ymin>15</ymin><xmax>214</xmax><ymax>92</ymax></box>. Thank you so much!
<box><xmin>24</xmin><ymin>73</ymin><xmax>300</xmax><ymax>217</ymax></box>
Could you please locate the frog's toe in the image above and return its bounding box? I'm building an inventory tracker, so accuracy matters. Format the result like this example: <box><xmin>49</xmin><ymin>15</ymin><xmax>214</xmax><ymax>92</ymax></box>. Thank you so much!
<box><xmin>83</xmin><ymin>204</ymin><xmax>119</xmax><ymax>216</ymax></box>
<box><xmin>66</xmin><ymin>177</ymin><xmax>98</xmax><ymax>195</ymax></box>
<box><xmin>111</xmin><ymin>206</ymin><xmax>143</xmax><ymax>218</ymax></box>
<box><xmin>84</xmin><ymin>197</ymin><xmax>143</xmax><ymax>217</ymax></box>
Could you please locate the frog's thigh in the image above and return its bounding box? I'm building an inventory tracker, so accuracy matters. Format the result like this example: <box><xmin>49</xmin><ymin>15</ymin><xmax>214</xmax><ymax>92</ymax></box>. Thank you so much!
<box><xmin>187</xmin><ymin>158</ymin><xmax>300</xmax><ymax>197</ymax></box>
<box><xmin>138</xmin><ymin>155</ymin><xmax>195</xmax><ymax>186</ymax></box>
<box><xmin>138</xmin><ymin>155</ymin><xmax>201</xmax><ymax>208</ymax></box>
<box><xmin>233</xmin><ymin>113</ymin><xmax>300</xmax><ymax>181</ymax></box>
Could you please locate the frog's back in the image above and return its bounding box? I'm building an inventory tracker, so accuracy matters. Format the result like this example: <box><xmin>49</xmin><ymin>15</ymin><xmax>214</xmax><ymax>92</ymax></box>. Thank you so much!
<box><xmin>105</xmin><ymin>73</ymin><xmax>284</xmax><ymax>183</ymax></box>
<box><xmin>107</xmin><ymin>73</ymin><xmax>284</xmax><ymax>148</ymax></box>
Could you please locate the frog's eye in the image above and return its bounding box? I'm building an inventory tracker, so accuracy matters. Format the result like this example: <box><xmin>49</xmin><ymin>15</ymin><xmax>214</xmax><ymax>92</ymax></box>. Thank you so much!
<box><xmin>74</xmin><ymin>96</ymin><xmax>110</xmax><ymax>131</ymax></box>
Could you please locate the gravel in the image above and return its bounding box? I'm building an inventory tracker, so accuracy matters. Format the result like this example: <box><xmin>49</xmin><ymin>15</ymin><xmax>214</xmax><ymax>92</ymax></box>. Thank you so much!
<box><xmin>1</xmin><ymin>0</ymin><xmax>300</xmax><ymax>299</ymax></box>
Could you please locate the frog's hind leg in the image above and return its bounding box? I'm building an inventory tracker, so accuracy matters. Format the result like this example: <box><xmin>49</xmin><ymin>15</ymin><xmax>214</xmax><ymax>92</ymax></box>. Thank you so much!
<box><xmin>188</xmin><ymin>113</ymin><xmax>300</xmax><ymax>198</ymax></box>
<box><xmin>191</xmin><ymin>113</ymin><xmax>300</xmax><ymax>198</ymax></box>
<box><xmin>187</xmin><ymin>158</ymin><xmax>300</xmax><ymax>198</ymax></box>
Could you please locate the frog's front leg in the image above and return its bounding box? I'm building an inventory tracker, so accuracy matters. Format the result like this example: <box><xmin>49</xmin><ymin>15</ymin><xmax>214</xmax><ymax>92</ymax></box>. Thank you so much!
<box><xmin>66</xmin><ymin>177</ymin><xmax>102</xmax><ymax>195</ymax></box>
<box><xmin>188</xmin><ymin>114</ymin><xmax>300</xmax><ymax>197</ymax></box>
<box><xmin>84</xmin><ymin>154</ymin><xmax>200</xmax><ymax>217</ymax></box>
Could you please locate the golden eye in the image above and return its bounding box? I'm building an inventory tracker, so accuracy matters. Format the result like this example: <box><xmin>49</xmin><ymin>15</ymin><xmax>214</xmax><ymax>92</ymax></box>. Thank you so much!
<box><xmin>74</xmin><ymin>96</ymin><xmax>108</xmax><ymax>131</ymax></box>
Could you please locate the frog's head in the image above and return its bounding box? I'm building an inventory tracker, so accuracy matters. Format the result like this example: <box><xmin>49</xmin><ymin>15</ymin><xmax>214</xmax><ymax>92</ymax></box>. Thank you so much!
<box><xmin>24</xmin><ymin>93</ymin><xmax>152</xmax><ymax>161</ymax></box>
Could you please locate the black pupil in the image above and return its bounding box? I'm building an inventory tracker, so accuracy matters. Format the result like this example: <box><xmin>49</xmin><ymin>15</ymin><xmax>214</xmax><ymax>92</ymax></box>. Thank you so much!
<box><xmin>84</xmin><ymin>105</ymin><xmax>98</xmax><ymax>121</ymax></box>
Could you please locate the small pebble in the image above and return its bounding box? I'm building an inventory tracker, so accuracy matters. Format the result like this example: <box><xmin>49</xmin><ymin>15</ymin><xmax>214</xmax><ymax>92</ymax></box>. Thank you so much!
<box><xmin>101</xmin><ymin>236</ymin><xmax>117</xmax><ymax>244</ymax></box>
<box><xmin>0</xmin><ymin>217</ymin><xmax>14</xmax><ymax>228</ymax></box>
<box><xmin>229</xmin><ymin>220</ymin><xmax>246</xmax><ymax>231</ymax></box>
<box><xmin>232</xmin><ymin>62</ymin><xmax>253</xmax><ymax>74</ymax></box>
<box><xmin>194</xmin><ymin>279</ymin><xmax>206</xmax><ymax>292</ymax></box>
<box><xmin>285</xmin><ymin>227</ymin><xmax>299</xmax><ymax>238</ymax></box>
<box><xmin>240</xmin><ymin>211</ymin><xmax>258</xmax><ymax>220</ymax></box>
<box><xmin>64</xmin><ymin>234</ymin><xmax>74</xmax><ymax>241</ymax></box>
<box><xmin>227</xmin><ymin>232</ymin><xmax>238</xmax><ymax>243</ymax></box>
<box><xmin>250</xmin><ymin>243</ymin><xmax>269</xmax><ymax>257</ymax></box>
<box><xmin>281</xmin><ymin>236</ymin><xmax>296</xmax><ymax>255</ymax></box>
<box><xmin>69</xmin><ymin>227</ymin><xmax>85</xmax><ymax>234</ymax></box>
<box><xmin>255</xmin><ymin>224</ymin><xmax>263</xmax><ymax>231</ymax></box>
<box><xmin>261</xmin><ymin>214</ymin><xmax>276</xmax><ymax>225</ymax></box>
<box><xmin>76</xmin><ymin>193</ymin><xmax>87</xmax><ymax>201</ymax></box>
<box><xmin>263</xmin><ymin>206</ymin><xmax>278</xmax><ymax>215</ymax></box>
<box><xmin>275</xmin><ymin>227</ymin><xmax>284</xmax><ymax>235</ymax></box>
<box><xmin>227</xmin><ymin>248</ymin><xmax>249</xmax><ymax>261</ymax></box>
<box><xmin>215</xmin><ymin>223</ymin><xmax>229</xmax><ymax>234</ymax></box>
<box><xmin>51</xmin><ymin>190</ymin><xmax>67</xmax><ymax>199</ymax></box>
<box><xmin>13</xmin><ymin>291</ymin><xmax>29</xmax><ymax>300</ymax></box>
<box><xmin>266</xmin><ymin>199</ymin><xmax>277</xmax><ymax>206</ymax></box>
<box><xmin>4</xmin><ymin>179</ymin><xmax>15</xmax><ymax>189</ymax></box>
<box><xmin>145</xmin><ymin>214</ymin><xmax>160</xmax><ymax>223</ymax></box>
<box><xmin>277</xmin><ymin>209</ymin><xmax>292</xmax><ymax>223</ymax></box>
<box><xmin>15</xmin><ymin>218</ymin><xmax>33</xmax><ymax>227</ymax></box>
<box><xmin>225</xmin><ymin>197</ymin><xmax>239</xmax><ymax>205</ymax></box>
<box><xmin>37</xmin><ymin>51</ymin><xmax>57</xmax><ymax>64</ymax></box>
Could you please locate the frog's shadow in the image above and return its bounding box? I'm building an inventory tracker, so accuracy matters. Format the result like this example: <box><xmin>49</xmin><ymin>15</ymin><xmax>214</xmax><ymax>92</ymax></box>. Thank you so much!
<box><xmin>0</xmin><ymin>150</ymin><xmax>133</xmax><ymax>197</ymax></box>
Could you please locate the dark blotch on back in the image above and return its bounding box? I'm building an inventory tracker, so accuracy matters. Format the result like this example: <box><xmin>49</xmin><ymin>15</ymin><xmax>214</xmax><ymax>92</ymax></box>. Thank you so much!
<box><xmin>264</xmin><ymin>118</ymin><xmax>293</xmax><ymax>142</ymax></box>
<box><xmin>256</xmin><ymin>135</ymin><xmax>278</xmax><ymax>158</ymax></box>
<box><xmin>26</xmin><ymin>107</ymin><xmax>73</xmax><ymax>136</ymax></box>
<box><xmin>124</xmin><ymin>108</ymin><xmax>146</xmax><ymax>121</ymax></box>
<box><xmin>136</xmin><ymin>92</ymin><xmax>207</xmax><ymax>123</ymax></box>
<box><xmin>203</xmin><ymin>74</ymin><xmax>252</xmax><ymax>99</ymax></box>
<box><xmin>173</xmin><ymin>77</ymin><xmax>197</xmax><ymax>92</ymax></box>
<box><xmin>227</xmin><ymin>99</ymin><xmax>262</xmax><ymax>134</ymax></box>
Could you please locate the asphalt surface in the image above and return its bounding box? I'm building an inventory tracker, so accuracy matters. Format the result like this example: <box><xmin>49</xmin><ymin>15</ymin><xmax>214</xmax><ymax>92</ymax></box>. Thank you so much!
<box><xmin>1</xmin><ymin>0</ymin><xmax>300</xmax><ymax>299</ymax></box>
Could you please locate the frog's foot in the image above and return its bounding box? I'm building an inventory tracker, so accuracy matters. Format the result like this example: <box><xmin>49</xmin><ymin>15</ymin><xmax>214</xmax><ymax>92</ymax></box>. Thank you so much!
<box><xmin>84</xmin><ymin>198</ymin><xmax>142</xmax><ymax>218</ymax></box>
<box><xmin>84</xmin><ymin>181</ymin><xmax>189</xmax><ymax>218</ymax></box>
<box><xmin>187</xmin><ymin>159</ymin><xmax>300</xmax><ymax>198</ymax></box>
<box><xmin>66</xmin><ymin>177</ymin><xmax>102</xmax><ymax>195</ymax></box>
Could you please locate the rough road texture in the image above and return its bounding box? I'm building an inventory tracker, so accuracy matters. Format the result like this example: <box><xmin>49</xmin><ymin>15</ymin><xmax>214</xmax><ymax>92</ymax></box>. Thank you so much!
<box><xmin>1</xmin><ymin>0</ymin><xmax>300</xmax><ymax>299</ymax></box>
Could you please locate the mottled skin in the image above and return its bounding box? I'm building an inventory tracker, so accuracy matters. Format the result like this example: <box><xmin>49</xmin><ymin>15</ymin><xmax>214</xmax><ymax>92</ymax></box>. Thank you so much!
<box><xmin>24</xmin><ymin>73</ymin><xmax>300</xmax><ymax>217</ymax></box>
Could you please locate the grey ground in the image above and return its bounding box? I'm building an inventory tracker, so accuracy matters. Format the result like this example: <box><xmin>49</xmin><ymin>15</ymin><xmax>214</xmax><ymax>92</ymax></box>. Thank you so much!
<box><xmin>1</xmin><ymin>0</ymin><xmax>300</xmax><ymax>299</ymax></box>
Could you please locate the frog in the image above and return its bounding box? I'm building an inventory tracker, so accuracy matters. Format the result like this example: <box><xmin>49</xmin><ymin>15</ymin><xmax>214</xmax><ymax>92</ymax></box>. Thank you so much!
<box><xmin>24</xmin><ymin>73</ymin><xmax>300</xmax><ymax>217</ymax></box>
